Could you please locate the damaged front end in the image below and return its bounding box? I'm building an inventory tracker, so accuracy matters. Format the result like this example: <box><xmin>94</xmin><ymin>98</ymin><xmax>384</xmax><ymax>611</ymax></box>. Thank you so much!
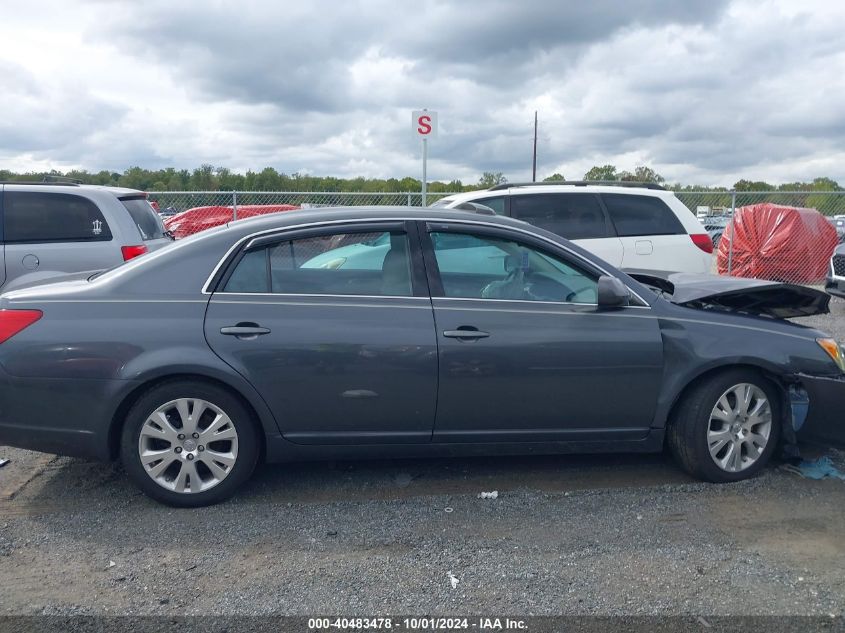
<box><xmin>785</xmin><ymin>373</ymin><xmax>845</xmax><ymax>448</ymax></box>
<box><xmin>627</xmin><ymin>271</ymin><xmax>830</xmax><ymax>318</ymax></box>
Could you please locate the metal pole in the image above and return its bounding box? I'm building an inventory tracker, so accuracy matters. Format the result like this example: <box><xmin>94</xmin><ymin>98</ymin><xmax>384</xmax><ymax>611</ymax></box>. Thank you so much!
<box><xmin>422</xmin><ymin>137</ymin><xmax>428</xmax><ymax>207</ymax></box>
<box><xmin>532</xmin><ymin>111</ymin><xmax>538</xmax><ymax>182</ymax></box>
<box><xmin>232</xmin><ymin>191</ymin><xmax>238</xmax><ymax>222</ymax></box>
<box><xmin>727</xmin><ymin>190</ymin><xmax>736</xmax><ymax>275</ymax></box>
<box><xmin>408</xmin><ymin>192</ymin><xmax>412</xmax><ymax>207</ymax></box>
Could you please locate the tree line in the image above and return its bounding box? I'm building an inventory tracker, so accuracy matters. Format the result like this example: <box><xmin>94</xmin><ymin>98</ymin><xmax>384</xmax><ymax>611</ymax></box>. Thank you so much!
<box><xmin>1</xmin><ymin>164</ymin><xmax>842</xmax><ymax>195</ymax></box>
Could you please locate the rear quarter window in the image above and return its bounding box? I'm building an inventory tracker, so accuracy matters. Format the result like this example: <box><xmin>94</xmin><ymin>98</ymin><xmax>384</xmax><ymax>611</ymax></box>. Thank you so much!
<box><xmin>120</xmin><ymin>197</ymin><xmax>167</xmax><ymax>240</ymax></box>
<box><xmin>3</xmin><ymin>191</ymin><xmax>112</xmax><ymax>243</ymax></box>
<box><xmin>602</xmin><ymin>194</ymin><xmax>686</xmax><ymax>237</ymax></box>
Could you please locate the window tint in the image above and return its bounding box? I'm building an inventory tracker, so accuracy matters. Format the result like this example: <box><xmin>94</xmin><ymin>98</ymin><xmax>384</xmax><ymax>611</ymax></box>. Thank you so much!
<box><xmin>509</xmin><ymin>194</ymin><xmax>609</xmax><ymax>239</ymax></box>
<box><xmin>430</xmin><ymin>231</ymin><xmax>598</xmax><ymax>304</ymax></box>
<box><xmin>3</xmin><ymin>192</ymin><xmax>112</xmax><ymax>242</ymax></box>
<box><xmin>602</xmin><ymin>194</ymin><xmax>685</xmax><ymax>237</ymax></box>
<box><xmin>224</xmin><ymin>230</ymin><xmax>413</xmax><ymax>296</ymax></box>
<box><xmin>121</xmin><ymin>197</ymin><xmax>167</xmax><ymax>240</ymax></box>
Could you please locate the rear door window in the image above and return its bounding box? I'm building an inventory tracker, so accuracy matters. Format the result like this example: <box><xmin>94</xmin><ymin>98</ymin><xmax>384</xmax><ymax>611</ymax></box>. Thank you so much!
<box><xmin>223</xmin><ymin>230</ymin><xmax>413</xmax><ymax>296</ymax></box>
<box><xmin>509</xmin><ymin>193</ymin><xmax>611</xmax><ymax>239</ymax></box>
<box><xmin>120</xmin><ymin>197</ymin><xmax>167</xmax><ymax>240</ymax></box>
<box><xmin>3</xmin><ymin>192</ymin><xmax>112</xmax><ymax>243</ymax></box>
<box><xmin>602</xmin><ymin>194</ymin><xmax>685</xmax><ymax>237</ymax></box>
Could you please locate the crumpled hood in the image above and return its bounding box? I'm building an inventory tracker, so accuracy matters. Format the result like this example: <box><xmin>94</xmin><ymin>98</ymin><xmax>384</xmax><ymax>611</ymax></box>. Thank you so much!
<box><xmin>627</xmin><ymin>271</ymin><xmax>830</xmax><ymax>319</ymax></box>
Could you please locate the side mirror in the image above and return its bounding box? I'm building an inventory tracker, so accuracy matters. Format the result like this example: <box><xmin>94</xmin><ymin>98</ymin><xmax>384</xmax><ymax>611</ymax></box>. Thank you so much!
<box><xmin>597</xmin><ymin>275</ymin><xmax>630</xmax><ymax>308</ymax></box>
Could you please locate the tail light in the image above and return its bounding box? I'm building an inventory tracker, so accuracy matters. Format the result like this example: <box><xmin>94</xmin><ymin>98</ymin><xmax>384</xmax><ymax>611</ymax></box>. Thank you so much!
<box><xmin>690</xmin><ymin>233</ymin><xmax>714</xmax><ymax>254</ymax></box>
<box><xmin>121</xmin><ymin>245</ymin><xmax>148</xmax><ymax>261</ymax></box>
<box><xmin>0</xmin><ymin>309</ymin><xmax>42</xmax><ymax>344</ymax></box>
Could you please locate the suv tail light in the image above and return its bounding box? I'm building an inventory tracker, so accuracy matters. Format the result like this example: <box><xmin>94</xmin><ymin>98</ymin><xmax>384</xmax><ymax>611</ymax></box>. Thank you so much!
<box><xmin>121</xmin><ymin>245</ymin><xmax>148</xmax><ymax>261</ymax></box>
<box><xmin>690</xmin><ymin>233</ymin><xmax>714</xmax><ymax>254</ymax></box>
<box><xmin>0</xmin><ymin>310</ymin><xmax>42</xmax><ymax>344</ymax></box>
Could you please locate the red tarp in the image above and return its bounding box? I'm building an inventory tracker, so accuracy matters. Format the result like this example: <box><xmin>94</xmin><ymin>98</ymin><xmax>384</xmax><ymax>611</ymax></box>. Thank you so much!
<box><xmin>717</xmin><ymin>203</ymin><xmax>838</xmax><ymax>283</ymax></box>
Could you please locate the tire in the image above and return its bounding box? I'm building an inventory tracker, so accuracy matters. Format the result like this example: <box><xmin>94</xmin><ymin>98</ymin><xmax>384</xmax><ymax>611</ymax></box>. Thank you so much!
<box><xmin>667</xmin><ymin>369</ymin><xmax>781</xmax><ymax>483</ymax></box>
<box><xmin>120</xmin><ymin>380</ymin><xmax>260</xmax><ymax>507</ymax></box>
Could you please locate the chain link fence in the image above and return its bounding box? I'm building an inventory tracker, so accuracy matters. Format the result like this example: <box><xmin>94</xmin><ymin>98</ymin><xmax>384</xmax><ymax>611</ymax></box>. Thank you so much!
<box><xmin>150</xmin><ymin>189</ymin><xmax>845</xmax><ymax>285</ymax></box>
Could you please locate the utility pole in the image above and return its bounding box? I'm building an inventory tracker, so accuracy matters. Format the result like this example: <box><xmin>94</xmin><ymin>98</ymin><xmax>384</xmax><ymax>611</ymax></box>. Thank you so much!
<box><xmin>532</xmin><ymin>111</ymin><xmax>538</xmax><ymax>182</ymax></box>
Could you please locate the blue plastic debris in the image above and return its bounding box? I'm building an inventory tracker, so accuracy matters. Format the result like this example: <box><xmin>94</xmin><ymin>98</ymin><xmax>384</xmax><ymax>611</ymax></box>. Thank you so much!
<box><xmin>783</xmin><ymin>456</ymin><xmax>845</xmax><ymax>481</ymax></box>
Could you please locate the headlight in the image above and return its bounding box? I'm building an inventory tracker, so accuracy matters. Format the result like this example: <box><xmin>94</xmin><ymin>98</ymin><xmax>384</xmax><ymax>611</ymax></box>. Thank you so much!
<box><xmin>816</xmin><ymin>338</ymin><xmax>845</xmax><ymax>371</ymax></box>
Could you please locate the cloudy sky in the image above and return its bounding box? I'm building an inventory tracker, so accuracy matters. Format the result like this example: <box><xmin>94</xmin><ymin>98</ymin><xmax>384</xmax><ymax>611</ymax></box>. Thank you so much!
<box><xmin>1</xmin><ymin>0</ymin><xmax>844</xmax><ymax>186</ymax></box>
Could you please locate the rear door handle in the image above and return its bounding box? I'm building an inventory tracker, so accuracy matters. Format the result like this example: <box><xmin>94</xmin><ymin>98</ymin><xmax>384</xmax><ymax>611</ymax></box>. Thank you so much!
<box><xmin>220</xmin><ymin>323</ymin><xmax>271</xmax><ymax>338</ymax></box>
<box><xmin>443</xmin><ymin>327</ymin><xmax>490</xmax><ymax>340</ymax></box>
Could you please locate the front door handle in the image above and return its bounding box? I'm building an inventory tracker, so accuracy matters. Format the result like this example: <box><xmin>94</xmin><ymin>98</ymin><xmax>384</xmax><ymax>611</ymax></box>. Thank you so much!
<box><xmin>443</xmin><ymin>327</ymin><xmax>490</xmax><ymax>341</ymax></box>
<box><xmin>220</xmin><ymin>323</ymin><xmax>271</xmax><ymax>339</ymax></box>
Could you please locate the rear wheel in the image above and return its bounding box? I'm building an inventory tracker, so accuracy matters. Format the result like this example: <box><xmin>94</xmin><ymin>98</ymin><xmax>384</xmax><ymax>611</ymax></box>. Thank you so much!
<box><xmin>120</xmin><ymin>380</ymin><xmax>259</xmax><ymax>507</ymax></box>
<box><xmin>668</xmin><ymin>370</ymin><xmax>781</xmax><ymax>482</ymax></box>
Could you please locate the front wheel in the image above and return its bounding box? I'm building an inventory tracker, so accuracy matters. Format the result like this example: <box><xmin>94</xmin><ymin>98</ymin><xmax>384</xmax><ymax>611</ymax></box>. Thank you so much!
<box><xmin>668</xmin><ymin>370</ymin><xmax>781</xmax><ymax>482</ymax></box>
<box><xmin>120</xmin><ymin>380</ymin><xmax>259</xmax><ymax>507</ymax></box>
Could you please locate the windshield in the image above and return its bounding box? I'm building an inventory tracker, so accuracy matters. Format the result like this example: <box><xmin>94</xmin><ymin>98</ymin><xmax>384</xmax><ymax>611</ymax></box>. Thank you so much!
<box><xmin>120</xmin><ymin>196</ymin><xmax>168</xmax><ymax>240</ymax></box>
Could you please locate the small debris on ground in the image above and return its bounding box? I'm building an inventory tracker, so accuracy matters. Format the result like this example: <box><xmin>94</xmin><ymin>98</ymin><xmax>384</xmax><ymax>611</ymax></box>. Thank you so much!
<box><xmin>0</xmin><ymin>459</ymin><xmax>9</xmax><ymax>468</ymax></box>
<box><xmin>447</xmin><ymin>571</ymin><xmax>460</xmax><ymax>589</ymax></box>
<box><xmin>478</xmin><ymin>491</ymin><xmax>499</xmax><ymax>499</ymax></box>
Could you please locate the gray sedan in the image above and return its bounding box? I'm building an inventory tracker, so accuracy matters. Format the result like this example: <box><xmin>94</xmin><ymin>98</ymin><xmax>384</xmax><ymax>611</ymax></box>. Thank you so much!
<box><xmin>0</xmin><ymin>207</ymin><xmax>843</xmax><ymax>506</ymax></box>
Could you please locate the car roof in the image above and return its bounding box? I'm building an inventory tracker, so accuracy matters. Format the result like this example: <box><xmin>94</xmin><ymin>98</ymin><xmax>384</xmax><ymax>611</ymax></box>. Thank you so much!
<box><xmin>224</xmin><ymin>205</ymin><xmax>532</xmax><ymax>234</ymax></box>
<box><xmin>436</xmin><ymin>183</ymin><xmax>673</xmax><ymax>205</ymax></box>
<box><xmin>0</xmin><ymin>182</ymin><xmax>145</xmax><ymax>198</ymax></box>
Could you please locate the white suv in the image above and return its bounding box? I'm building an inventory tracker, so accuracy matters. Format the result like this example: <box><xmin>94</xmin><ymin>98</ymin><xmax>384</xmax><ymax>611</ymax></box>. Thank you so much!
<box><xmin>432</xmin><ymin>182</ymin><xmax>713</xmax><ymax>274</ymax></box>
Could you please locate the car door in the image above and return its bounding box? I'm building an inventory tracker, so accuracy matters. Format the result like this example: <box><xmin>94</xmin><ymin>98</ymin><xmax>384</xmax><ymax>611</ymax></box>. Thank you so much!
<box><xmin>1</xmin><ymin>189</ymin><xmax>119</xmax><ymax>288</ymax></box>
<box><xmin>204</xmin><ymin>221</ymin><xmax>439</xmax><ymax>445</ymax></box>
<box><xmin>421</xmin><ymin>221</ymin><xmax>664</xmax><ymax>443</ymax></box>
<box><xmin>507</xmin><ymin>193</ymin><xmax>624</xmax><ymax>267</ymax></box>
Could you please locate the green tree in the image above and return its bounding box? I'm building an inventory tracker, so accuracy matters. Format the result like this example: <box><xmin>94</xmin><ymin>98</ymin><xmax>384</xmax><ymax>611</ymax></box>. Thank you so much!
<box><xmin>478</xmin><ymin>172</ymin><xmax>507</xmax><ymax>188</ymax></box>
<box><xmin>583</xmin><ymin>165</ymin><xmax>618</xmax><ymax>181</ymax></box>
<box><xmin>733</xmin><ymin>179</ymin><xmax>775</xmax><ymax>192</ymax></box>
<box><xmin>624</xmin><ymin>165</ymin><xmax>665</xmax><ymax>183</ymax></box>
<box><xmin>543</xmin><ymin>173</ymin><xmax>565</xmax><ymax>182</ymax></box>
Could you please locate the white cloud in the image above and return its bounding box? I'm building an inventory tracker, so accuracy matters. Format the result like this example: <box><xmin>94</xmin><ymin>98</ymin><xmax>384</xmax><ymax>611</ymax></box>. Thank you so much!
<box><xmin>0</xmin><ymin>0</ymin><xmax>843</xmax><ymax>187</ymax></box>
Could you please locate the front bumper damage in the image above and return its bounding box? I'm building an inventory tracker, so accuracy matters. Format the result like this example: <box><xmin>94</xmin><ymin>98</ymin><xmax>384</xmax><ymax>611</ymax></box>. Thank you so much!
<box><xmin>785</xmin><ymin>372</ymin><xmax>845</xmax><ymax>449</ymax></box>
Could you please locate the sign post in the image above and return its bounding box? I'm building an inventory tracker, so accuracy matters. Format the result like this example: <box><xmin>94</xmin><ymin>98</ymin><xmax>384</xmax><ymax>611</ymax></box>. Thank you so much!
<box><xmin>412</xmin><ymin>110</ymin><xmax>437</xmax><ymax>206</ymax></box>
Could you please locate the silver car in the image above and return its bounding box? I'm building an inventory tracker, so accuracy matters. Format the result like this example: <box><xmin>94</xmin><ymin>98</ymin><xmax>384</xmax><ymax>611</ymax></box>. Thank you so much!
<box><xmin>0</xmin><ymin>182</ymin><xmax>173</xmax><ymax>291</ymax></box>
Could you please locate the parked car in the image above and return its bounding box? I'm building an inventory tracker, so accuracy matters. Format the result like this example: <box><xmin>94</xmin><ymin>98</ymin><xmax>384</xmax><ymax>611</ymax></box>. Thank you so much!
<box><xmin>0</xmin><ymin>182</ymin><xmax>173</xmax><ymax>292</ymax></box>
<box><xmin>432</xmin><ymin>181</ymin><xmax>713</xmax><ymax>274</ymax></box>
<box><xmin>0</xmin><ymin>206</ymin><xmax>842</xmax><ymax>507</ymax></box>
<box><xmin>164</xmin><ymin>204</ymin><xmax>299</xmax><ymax>239</ymax></box>
<box><xmin>828</xmin><ymin>217</ymin><xmax>845</xmax><ymax>243</ymax></box>
<box><xmin>702</xmin><ymin>216</ymin><xmax>730</xmax><ymax>249</ymax></box>
<box><xmin>826</xmin><ymin>243</ymin><xmax>845</xmax><ymax>298</ymax></box>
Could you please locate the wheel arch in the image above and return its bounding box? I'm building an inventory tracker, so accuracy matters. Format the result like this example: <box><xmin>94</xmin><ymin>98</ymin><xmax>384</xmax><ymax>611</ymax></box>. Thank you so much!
<box><xmin>663</xmin><ymin>362</ymin><xmax>791</xmax><ymax>445</ymax></box>
<box><xmin>107</xmin><ymin>372</ymin><xmax>272</xmax><ymax>461</ymax></box>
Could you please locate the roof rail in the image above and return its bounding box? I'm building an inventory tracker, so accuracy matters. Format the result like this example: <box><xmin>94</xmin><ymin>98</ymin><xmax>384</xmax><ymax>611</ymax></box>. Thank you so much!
<box><xmin>0</xmin><ymin>180</ymin><xmax>81</xmax><ymax>186</ymax></box>
<box><xmin>487</xmin><ymin>180</ymin><xmax>667</xmax><ymax>192</ymax></box>
<box><xmin>42</xmin><ymin>175</ymin><xmax>83</xmax><ymax>184</ymax></box>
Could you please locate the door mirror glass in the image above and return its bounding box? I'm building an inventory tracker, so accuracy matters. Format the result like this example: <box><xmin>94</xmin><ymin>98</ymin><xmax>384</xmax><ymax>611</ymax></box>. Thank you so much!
<box><xmin>597</xmin><ymin>275</ymin><xmax>631</xmax><ymax>308</ymax></box>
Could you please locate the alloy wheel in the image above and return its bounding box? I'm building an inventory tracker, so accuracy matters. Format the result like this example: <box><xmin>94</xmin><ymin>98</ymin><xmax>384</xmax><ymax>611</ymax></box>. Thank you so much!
<box><xmin>707</xmin><ymin>383</ymin><xmax>772</xmax><ymax>473</ymax></box>
<box><xmin>137</xmin><ymin>398</ymin><xmax>239</xmax><ymax>493</ymax></box>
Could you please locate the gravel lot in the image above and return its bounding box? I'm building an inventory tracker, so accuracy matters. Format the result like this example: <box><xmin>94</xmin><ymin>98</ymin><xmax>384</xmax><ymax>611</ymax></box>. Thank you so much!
<box><xmin>0</xmin><ymin>299</ymin><xmax>843</xmax><ymax>617</ymax></box>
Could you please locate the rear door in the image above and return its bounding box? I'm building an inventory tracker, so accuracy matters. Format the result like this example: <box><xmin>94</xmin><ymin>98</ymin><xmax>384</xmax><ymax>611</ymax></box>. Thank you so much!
<box><xmin>204</xmin><ymin>221</ymin><xmax>439</xmax><ymax>444</ymax></box>
<box><xmin>1</xmin><ymin>189</ymin><xmax>120</xmax><ymax>288</ymax></box>
<box><xmin>507</xmin><ymin>193</ymin><xmax>624</xmax><ymax>266</ymax></box>
<box><xmin>601</xmin><ymin>193</ymin><xmax>693</xmax><ymax>272</ymax></box>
